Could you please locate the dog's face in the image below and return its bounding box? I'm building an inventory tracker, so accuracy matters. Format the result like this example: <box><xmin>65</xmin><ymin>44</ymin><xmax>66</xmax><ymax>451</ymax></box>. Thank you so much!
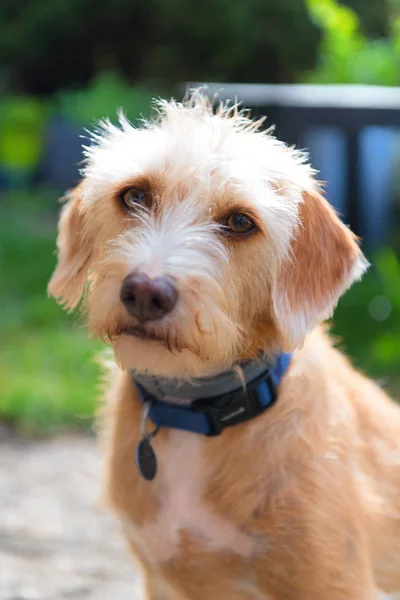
<box><xmin>48</xmin><ymin>93</ymin><xmax>367</xmax><ymax>378</ymax></box>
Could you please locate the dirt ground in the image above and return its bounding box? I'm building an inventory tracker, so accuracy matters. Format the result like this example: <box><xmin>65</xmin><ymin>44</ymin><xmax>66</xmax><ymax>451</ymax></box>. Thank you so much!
<box><xmin>0</xmin><ymin>424</ymin><xmax>145</xmax><ymax>600</ymax></box>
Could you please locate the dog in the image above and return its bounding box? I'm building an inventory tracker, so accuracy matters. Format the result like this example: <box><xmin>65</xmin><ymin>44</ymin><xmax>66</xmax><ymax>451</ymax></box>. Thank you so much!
<box><xmin>48</xmin><ymin>91</ymin><xmax>400</xmax><ymax>599</ymax></box>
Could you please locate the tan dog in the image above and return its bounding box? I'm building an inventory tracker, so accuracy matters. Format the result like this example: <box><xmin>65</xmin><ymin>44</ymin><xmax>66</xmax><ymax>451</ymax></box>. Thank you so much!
<box><xmin>48</xmin><ymin>92</ymin><xmax>400</xmax><ymax>600</ymax></box>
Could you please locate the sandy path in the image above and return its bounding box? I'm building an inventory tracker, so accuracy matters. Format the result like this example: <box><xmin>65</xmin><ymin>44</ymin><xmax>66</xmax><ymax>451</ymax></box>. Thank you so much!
<box><xmin>0</xmin><ymin>426</ymin><xmax>144</xmax><ymax>600</ymax></box>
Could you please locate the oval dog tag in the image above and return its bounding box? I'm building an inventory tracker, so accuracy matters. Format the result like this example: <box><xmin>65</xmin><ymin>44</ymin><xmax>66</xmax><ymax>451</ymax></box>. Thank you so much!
<box><xmin>135</xmin><ymin>437</ymin><xmax>157</xmax><ymax>481</ymax></box>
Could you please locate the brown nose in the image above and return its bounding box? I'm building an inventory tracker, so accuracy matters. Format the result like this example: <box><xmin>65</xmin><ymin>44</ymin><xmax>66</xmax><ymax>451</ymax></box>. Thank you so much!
<box><xmin>120</xmin><ymin>273</ymin><xmax>178</xmax><ymax>322</ymax></box>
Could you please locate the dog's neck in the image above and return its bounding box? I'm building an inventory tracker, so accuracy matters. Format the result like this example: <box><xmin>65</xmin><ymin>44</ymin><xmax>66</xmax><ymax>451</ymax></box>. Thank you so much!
<box><xmin>130</xmin><ymin>355</ymin><xmax>277</xmax><ymax>405</ymax></box>
<box><xmin>129</xmin><ymin>351</ymin><xmax>291</xmax><ymax>437</ymax></box>
<box><xmin>129</xmin><ymin>352</ymin><xmax>291</xmax><ymax>479</ymax></box>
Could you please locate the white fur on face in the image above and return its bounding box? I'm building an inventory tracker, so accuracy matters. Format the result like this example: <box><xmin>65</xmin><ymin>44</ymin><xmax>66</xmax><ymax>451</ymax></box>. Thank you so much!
<box><xmin>83</xmin><ymin>97</ymin><xmax>314</xmax><ymax>268</ymax></box>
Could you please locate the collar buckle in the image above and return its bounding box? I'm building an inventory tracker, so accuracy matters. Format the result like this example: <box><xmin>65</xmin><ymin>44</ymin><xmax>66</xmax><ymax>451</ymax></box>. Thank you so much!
<box><xmin>192</xmin><ymin>369</ymin><xmax>277</xmax><ymax>436</ymax></box>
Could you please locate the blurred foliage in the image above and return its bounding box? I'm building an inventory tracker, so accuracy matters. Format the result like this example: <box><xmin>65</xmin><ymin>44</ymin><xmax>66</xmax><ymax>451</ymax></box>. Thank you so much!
<box><xmin>332</xmin><ymin>248</ymin><xmax>400</xmax><ymax>386</ymax></box>
<box><xmin>0</xmin><ymin>189</ymin><xmax>399</xmax><ymax>432</ymax></box>
<box><xmin>0</xmin><ymin>0</ymin><xmax>396</xmax><ymax>95</ymax></box>
<box><xmin>56</xmin><ymin>71</ymin><xmax>157</xmax><ymax>126</ymax></box>
<box><xmin>0</xmin><ymin>96</ymin><xmax>45</xmax><ymax>170</ymax></box>
<box><xmin>343</xmin><ymin>0</ymin><xmax>390</xmax><ymax>38</ymax></box>
<box><xmin>0</xmin><ymin>0</ymin><xmax>320</xmax><ymax>95</ymax></box>
<box><xmin>0</xmin><ymin>76</ymin><xmax>159</xmax><ymax>190</ymax></box>
<box><xmin>305</xmin><ymin>0</ymin><xmax>400</xmax><ymax>84</ymax></box>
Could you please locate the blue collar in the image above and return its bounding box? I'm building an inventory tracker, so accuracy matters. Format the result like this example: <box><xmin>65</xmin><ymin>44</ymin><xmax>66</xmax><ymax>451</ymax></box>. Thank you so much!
<box><xmin>131</xmin><ymin>352</ymin><xmax>291</xmax><ymax>436</ymax></box>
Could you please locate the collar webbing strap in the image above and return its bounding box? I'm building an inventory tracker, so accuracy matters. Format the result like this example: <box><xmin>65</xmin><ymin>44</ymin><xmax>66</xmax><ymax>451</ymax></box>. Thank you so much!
<box><xmin>132</xmin><ymin>357</ymin><xmax>273</xmax><ymax>400</ymax></box>
<box><xmin>132</xmin><ymin>352</ymin><xmax>291</xmax><ymax>436</ymax></box>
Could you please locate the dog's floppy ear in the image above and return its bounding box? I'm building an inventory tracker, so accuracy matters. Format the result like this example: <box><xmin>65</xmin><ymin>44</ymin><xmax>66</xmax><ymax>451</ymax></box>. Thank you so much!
<box><xmin>272</xmin><ymin>189</ymin><xmax>368</xmax><ymax>350</ymax></box>
<box><xmin>48</xmin><ymin>186</ymin><xmax>93</xmax><ymax>310</ymax></box>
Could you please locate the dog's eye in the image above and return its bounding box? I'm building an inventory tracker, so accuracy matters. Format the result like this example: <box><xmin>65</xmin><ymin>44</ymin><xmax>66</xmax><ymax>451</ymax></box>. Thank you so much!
<box><xmin>225</xmin><ymin>213</ymin><xmax>256</xmax><ymax>235</ymax></box>
<box><xmin>121</xmin><ymin>188</ymin><xmax>148</xmax><ymax>210</ymax></box>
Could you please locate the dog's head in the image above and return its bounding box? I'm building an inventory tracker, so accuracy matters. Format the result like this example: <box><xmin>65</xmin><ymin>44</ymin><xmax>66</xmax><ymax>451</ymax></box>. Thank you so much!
<box><xmin>48</xmin><ymin>92</ymin><xmax>367</xmax><ymax>378</ymax></box>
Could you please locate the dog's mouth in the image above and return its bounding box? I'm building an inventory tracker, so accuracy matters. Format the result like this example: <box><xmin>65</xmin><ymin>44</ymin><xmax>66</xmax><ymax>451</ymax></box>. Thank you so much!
<box><xmin>117</xmin><ymin>324</ymin><xmax>200</xmax><ymax>356</ymax></box>
<box><xmin>121</xmin><ymin>325</ymin><xmax>166</xmax><ymax>343</ymax></box>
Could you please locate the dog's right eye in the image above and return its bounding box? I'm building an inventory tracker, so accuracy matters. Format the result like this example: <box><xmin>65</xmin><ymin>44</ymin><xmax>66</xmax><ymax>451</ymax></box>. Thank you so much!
<box><xmin>120</xmin><ymin>188</ymin><xmax>149</xmax><ymax>210</ymax></box>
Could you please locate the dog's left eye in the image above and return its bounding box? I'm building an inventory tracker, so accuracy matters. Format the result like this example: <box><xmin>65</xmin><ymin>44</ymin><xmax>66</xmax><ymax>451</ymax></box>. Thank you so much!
<box><xmin>225</xmin><ymin>213</ymin><xmax>256</xmax><ymax>235</ymax></box>
<box><xmin>121</xmin><ymin>188</ymin><xmax>149</xmax><ymax>210</ymax></box>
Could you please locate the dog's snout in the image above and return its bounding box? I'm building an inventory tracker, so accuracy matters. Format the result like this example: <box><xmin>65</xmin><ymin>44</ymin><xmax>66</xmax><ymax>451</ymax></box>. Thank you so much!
<box><xmin>120</xmin><ymin>273</ymin><xmax>178</xmax><ymax>322</ymax></box>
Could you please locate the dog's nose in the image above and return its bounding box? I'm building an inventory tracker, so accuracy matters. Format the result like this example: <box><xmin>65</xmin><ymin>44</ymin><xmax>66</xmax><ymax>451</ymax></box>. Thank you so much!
<box><xmin>120</xmin><ymin>273</ymin><xmax>178</xmax><ymax>322</ymax></box>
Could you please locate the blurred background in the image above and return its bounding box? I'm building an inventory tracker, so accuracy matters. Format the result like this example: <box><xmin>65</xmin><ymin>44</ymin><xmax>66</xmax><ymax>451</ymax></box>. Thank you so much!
<box><xmin>0</xmin><ymin>0</ymin><xmax>399</xmax><ymax>433</ymax></box>
<box><xmin>1</xmin><ymin>1</ymin><xmax>400</xmax><ymax>598</ymax></box>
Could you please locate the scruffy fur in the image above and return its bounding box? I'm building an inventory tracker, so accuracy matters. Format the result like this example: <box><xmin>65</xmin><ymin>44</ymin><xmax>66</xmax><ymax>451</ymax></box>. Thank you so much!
<box><xmin>49</xmin><ymin>91</ymin><xmax>400</xmax><ymax>599</ymax></box>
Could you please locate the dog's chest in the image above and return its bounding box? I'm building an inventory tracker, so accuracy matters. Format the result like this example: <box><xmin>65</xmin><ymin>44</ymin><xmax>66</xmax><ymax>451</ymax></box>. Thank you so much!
<box><xmin>123</xmin><ymin>430</ymin><xmax>258</xmax><ymax>566</ymax></box>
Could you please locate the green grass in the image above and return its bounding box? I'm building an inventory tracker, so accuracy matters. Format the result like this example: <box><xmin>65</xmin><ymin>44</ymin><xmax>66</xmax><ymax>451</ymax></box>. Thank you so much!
<box><xmin>0</xmin><ymin>190</ymin><xmax>101</xmax><ymax>433</ymax></box>
<box><xmin>1</xmin><ymin>328</ymin><xmax>101</xmax><ymax>431</ymax></box>
<box><xmin>0</xmin><ymin>189</ymin><xmax>399</xmax><ymax>432</ymax></box>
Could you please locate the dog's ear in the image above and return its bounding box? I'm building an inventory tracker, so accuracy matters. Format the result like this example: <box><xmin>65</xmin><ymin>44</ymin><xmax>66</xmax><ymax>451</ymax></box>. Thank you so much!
<box><xmin>48</xmin><ymin>186</ymin><xmax>93</xmax><ymax>310</ymax></box>
<box><xmin>272</xmin><ymin>189</ymin><xmax>368</xmax><ymax>350</ymax></box>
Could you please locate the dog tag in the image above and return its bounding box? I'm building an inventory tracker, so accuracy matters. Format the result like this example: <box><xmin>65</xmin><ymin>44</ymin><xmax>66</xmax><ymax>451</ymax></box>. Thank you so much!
<box><xmin>135</xmin><ymin>437</ymin><xmax>157</xmax><ymax>481</ymax></box>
